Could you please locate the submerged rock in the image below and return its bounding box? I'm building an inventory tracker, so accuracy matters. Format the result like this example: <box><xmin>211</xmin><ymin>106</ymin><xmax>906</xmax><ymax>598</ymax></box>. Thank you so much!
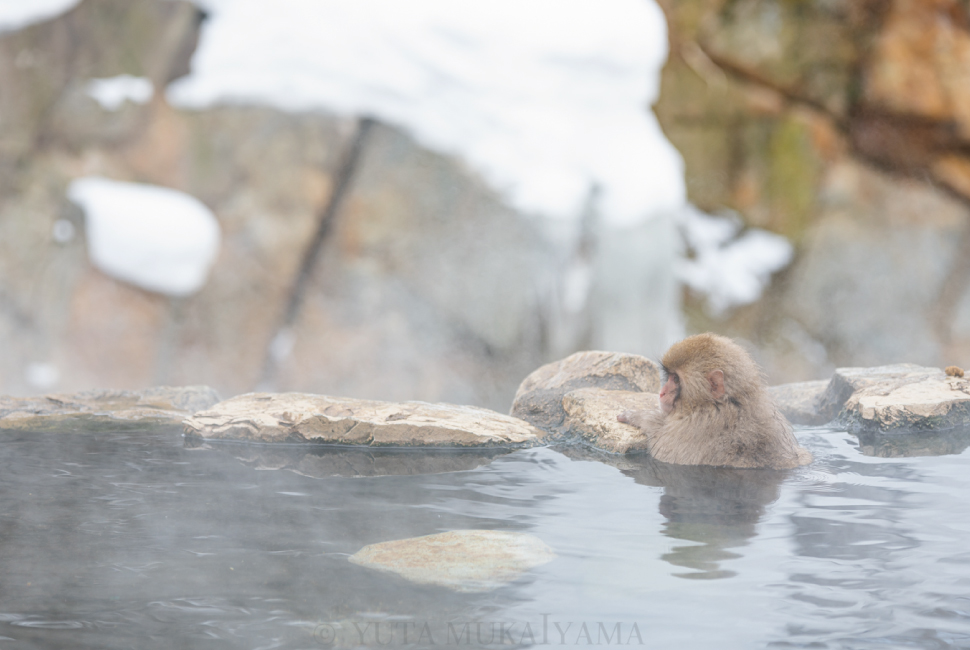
<box><xmin>348</xmin><ymin>530</ymin><xmax>555</xmax><ymax>593</ymax></box>
<box><xmin>0</xmin><ymin>386</ymin><xmax>220</xmax><ymax>431</ymax></box>
<box><xmin>183</xmin><ymin>392</ymin><xmax>547</xmax><ymax>447</ymax></box>
<box><xmin>509</xmin><ymin>351</ymin><xmax>660</xmax><ymax>452</ymax></box>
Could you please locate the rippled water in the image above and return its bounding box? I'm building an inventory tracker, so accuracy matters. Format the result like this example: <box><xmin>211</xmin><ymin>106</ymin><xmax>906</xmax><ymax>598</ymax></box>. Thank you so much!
<box><xmin>1</xmin><ymin>425</ymin><xmax>969</xmax><ymax>649</ymax></box>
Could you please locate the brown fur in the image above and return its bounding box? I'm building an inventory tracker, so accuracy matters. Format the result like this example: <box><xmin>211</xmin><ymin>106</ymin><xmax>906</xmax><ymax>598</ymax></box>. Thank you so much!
<box><xmin>619</xmin><ymin>334</ymin><xmax>812</xmax><ymax>469</ymax></box>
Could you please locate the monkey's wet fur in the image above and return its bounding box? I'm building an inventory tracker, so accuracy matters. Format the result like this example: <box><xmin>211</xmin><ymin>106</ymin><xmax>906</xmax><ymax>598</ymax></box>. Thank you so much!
<box><xmin>618</xmin><ymin>333</ymin><xmax>812</xmax><ymax>469</ymax></box>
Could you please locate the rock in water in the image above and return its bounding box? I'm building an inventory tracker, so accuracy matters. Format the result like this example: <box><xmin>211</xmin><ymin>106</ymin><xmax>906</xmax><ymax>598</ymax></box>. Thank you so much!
<box><xmin>183</xmin><ymin>392</ymin><xmax>547</xmax><ymax>447</ymax></box>
<box><xmin>560</xmin><ymin>388</ymin><xmax>658</xmax><ymax>453</ymax></box>
<box><xmin>510</xmin><ymin>350</ymin><xmax>661</xmax><ymax>434</ymax></box>
<box><xmin>815</xmin><ymin>364</ymin><xmax>945</xmax><ymax>424</ymax></box>
<box><xmin>843</xmin><ymin>375</ymin><xmax>970</xmax><ymax>432</ymax></box>
<box><xmin>0</xmin><ymin>386</ymin><xmax>221</xmax><ymax>431</ymax></box>
<box><xmin>770</xmin><ymin>364</ymin><xmax>970</xmax><ymax>434</ymax></box>
<box><xmin>767</xmin><ymin>380</ymin><xmax>830</xmax><ymax>425</ymax></box>
<box><xmin>348</xmin><ymin>530</ymin><xmax>555</xmax><ymax>593</ymax></box>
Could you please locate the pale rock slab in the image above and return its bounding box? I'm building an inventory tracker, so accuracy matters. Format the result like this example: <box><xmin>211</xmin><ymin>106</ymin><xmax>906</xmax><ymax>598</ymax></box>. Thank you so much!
<box><xmin>510</xmin><ymin>350</ymin><xmax>661</xmax><ymax>433</ymax></box>
<box><xmin>0</xmin><ymin>386</ymin><xmax>220</xmax><ymax>431</ymax></box>
<box><xmin>183</xmin><ymin>392</ymin><xmax>547</xmax><ymax>447</ymax></box>
<box><xmin>843</xmin><ymin>375</ymin><xmax>970</xmax><ymax>433</ymax></box>
<box><xmin>817</xmin><ymin>363</ymin><xmax>944</xmax><ymax>423</ymax></box>
<box><xmin>348</xmin><ymin>530</ymin><xmax>555</xmax><ymax>593</ymax></box>
<box><xmin>561</xmin><ymin>388</ymin><xmax>657</xmax><ymax>454</ymax></box>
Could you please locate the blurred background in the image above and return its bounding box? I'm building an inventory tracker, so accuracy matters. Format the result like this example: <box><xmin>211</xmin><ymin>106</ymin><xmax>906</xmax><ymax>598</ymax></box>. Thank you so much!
<box><xmin>0</xmin><ymin>0</ymin><xmax>968</xmax><ymax>410</ymax></box>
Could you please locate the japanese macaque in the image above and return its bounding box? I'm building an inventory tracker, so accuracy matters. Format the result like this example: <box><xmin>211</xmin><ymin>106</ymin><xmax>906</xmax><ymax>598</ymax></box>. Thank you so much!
<box><xmin>617</xmin><ymin>333</ymin><xmax>812</xmax><ymax>470</ymax></box>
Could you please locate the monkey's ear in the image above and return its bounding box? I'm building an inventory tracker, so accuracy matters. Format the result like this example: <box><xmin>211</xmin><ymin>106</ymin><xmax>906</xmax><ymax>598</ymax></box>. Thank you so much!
<box><xmin>707</xmin><ymin>369</ymin><xmax>725</xmax><ymax>399</ymax></box>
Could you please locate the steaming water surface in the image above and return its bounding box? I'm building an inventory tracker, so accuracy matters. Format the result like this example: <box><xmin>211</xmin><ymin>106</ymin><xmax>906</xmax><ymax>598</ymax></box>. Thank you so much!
<box><xmin>1</xmin><ymin>425</ymin><xmax>969</xmax><ymax>649</ymax></box>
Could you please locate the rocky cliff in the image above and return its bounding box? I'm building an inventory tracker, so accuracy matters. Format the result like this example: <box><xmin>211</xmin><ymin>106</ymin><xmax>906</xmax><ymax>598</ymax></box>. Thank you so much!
<box><xmin>4</xmin><ymin>0</ymin><xmax>967</xmax><ymax>406</ymax></box>
<box><xmin>0</xmin><ymin>0</ymin><xmax>583</xmax><ymax>409</ymax></box>
<box><xmin>655</xmin><ymin>0</ymin><xmax>970</xmax><ymax>381</ymax></box>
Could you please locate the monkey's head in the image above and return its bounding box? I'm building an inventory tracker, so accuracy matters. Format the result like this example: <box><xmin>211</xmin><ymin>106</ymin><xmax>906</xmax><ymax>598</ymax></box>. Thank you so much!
<box><xmin>659</xmin><ymin>333</ymin><xmax>764</xmax><ymax>415</ymax></box>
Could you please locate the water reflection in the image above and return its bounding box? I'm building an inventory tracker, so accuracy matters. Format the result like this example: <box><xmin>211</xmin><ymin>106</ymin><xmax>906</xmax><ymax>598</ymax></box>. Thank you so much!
<box><xmin>624</xmin><ymin>459</ymin><xmax>785</xmax><ymax>579</ymax></box>
<box><xmin>191</xmin><ymin>438</ymin><xmax>512</xmax><ymax>478</ymax></box>
<box><xmin>857</xmin><ymin>426</ymin><xmax>970</xmax><ymax>458</ymax></box>
<box><xmin>558</xmin><ymin>447</ymin><xmax>784</xmax><ymax>579</ymax></box>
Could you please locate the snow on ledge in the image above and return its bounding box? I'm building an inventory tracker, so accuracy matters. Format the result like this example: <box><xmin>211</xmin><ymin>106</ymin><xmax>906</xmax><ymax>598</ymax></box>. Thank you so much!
<box><xmin>85</xmin><ymin>75</ymin><xmax>154</xmax><ymax>111</ymax></box>
<box><xmin>68</xmin><ymin>177</ymin><xmax>221</xmax><ymax>297</ymax></box>
<box><xmin>168</xmin><ymin>0</ymin><xmax>683</xmax><ymax>226</ymax></box>
<box><xmin>677</xmin><ymin>207</ymin><xmax>793</xmax><ymax>315</ymax></box>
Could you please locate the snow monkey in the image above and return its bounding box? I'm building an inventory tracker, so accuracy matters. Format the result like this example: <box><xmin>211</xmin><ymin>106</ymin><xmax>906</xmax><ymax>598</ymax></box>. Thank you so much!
<box><xmin>617</xmin><ymin>333</ymin><xmax>812</xmax><ymax>469</ymax></box>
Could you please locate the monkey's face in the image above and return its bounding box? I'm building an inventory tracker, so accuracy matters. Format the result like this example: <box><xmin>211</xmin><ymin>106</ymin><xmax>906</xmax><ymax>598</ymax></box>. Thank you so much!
<box><xmin>659</xmin><ymin>372</ymin><xmax>680</xmax><ymax>415</ymax></box>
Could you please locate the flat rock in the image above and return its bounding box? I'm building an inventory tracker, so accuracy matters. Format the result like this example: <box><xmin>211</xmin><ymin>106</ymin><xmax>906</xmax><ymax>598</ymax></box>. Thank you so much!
<box><xmin>0</xmin><ymin>386</ymin><xmax>221</xmax><ymax>431</ymax></box>
<box><xmin>511</xmin><ymin>351</ymin><xmax>661</xmax><ymax>433</ymax></box>
<box><xmin>348</xmin><ymin>530</ymin><xmax>556</xmax><ymax>593</ymax></box>
<box><xmin>769</xmin><ymin>365</ymin><xmax>957</xmax><ymax>430</ymax></box>
<box><xmin>768</xmin><ymin>380</ymin><xmax>831</xmax><ymax>425</ymax></box>
<box><xmin>183</xmin><ymin>393</ymin><xmax>547</xmax><ymax>447</ymax></box>
<box><xmin>843</xmin><ymin>375</ymin><xmax>970</xmax><ymax>433</ymax></box>
<box><xmin>817</xmin><ymin>364</ymin><xmax>944</xmax><ymax>423</ymax></box>
<box><xmin>561</xmin><ymin>388</ymin><xmax>657</xmax><ymax>453</ymax></box>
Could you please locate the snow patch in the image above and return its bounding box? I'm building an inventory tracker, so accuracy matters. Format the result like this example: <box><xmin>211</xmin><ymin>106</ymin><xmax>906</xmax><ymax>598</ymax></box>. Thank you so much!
<box><xmin>0</xmin><ymin>0</ymin><xmax>79</xmax><ymax>32</ymax></box>
<box><xmin>25</xmin><ymin>362</ymin><xmax>59</xmax><ymax>390</ymax></box>
<box><xmin>86</xmin><ymin>75</ymin><xmax>154</xmax><ymax>111</ymax></box>
<box><xmin>67</xmin><ymin>177</ymin><xmax>221</xmax><ymax>297</ymax></box>
<box><xmin>168</xmin><ymin>0</ymin><xmax>683</xmax><ymax>226</ymax></box>
<box><xmin>677</xmin><ymin>207</ymin><xmax>793</xmax><ymax>314</ymax></box>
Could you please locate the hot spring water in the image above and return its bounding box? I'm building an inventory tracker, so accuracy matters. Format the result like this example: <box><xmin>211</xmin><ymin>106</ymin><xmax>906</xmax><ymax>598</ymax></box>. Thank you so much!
<box><xmin>0</xmin><ymin>425</ymin><xmax>968</xmax><ymax>648</ymax></box>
